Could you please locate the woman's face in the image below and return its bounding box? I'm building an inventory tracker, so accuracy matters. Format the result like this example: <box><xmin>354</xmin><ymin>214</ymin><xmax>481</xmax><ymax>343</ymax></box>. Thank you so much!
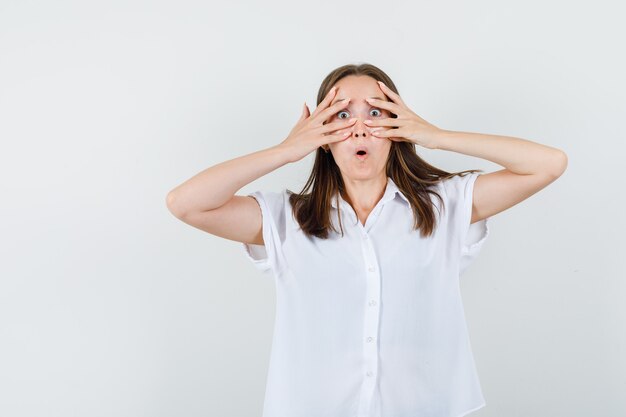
<box><xmin>323</xmin><ymin>75</ymin><xmax>394</xmax><ymax>181</ymax></box>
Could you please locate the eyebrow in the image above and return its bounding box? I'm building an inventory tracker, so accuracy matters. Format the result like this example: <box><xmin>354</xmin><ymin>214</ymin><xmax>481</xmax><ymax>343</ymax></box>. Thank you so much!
<box><xmin>331</xmin><ymin>96</ymin><xmax>384</xmax><ymax>106</ymax></box>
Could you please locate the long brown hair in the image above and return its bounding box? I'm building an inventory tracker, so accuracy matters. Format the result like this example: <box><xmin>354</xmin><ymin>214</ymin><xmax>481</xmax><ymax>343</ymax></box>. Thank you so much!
<box><xmin>287</xmin><ymin>63</ymin><xmax>482</xmax><ymax>239</ymax></box>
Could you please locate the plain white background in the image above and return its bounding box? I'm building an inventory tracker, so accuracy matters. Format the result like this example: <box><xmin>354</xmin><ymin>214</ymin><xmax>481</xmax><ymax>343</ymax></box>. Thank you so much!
<box><xmin>1</xmin><ymin>0</ymin><xmax>624</xmax><ymax>416</ymax></box>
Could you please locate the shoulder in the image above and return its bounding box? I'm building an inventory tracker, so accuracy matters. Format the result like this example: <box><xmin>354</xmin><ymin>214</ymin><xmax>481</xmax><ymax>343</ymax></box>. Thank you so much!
<box><xmin>248</xmin><ymin>189</ymin><xmax>290</xmax><ymax>207</ymax></box>
<box><xmin>438</xmin><ymin>172</ymin><xmax>480</xmax><ymax>199</ymax></box>
<box><xmin>246</xmin><ymin>189</ymin><xmax>294</xmax><ymax>225</ymax></box>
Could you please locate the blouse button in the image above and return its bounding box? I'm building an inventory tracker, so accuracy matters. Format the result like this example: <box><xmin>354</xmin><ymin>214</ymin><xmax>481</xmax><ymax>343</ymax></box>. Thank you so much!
<box><xmin>368</xmin><ymin>300</ymin><xmax>377</xmax><ymax>306</ymax></box>
<box><xmin>366</xmin><ymin>336</ymin><xmax>374</xmax><ymax>342</ymax></box>
<box><xmin>366</xmin><ymin>371</ymin><xmax>374</xmax><ymax>377</ymax></box>
<box><xmin>368</xmin><ymin>266</ymin><xmax>375</xmax><ymax>272</ymax></box>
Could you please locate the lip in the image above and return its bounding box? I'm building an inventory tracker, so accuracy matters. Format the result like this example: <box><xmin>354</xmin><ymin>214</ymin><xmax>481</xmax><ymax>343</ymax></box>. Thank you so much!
<box><xmin>354</xmin><ymin>145</ymin><xmax>369</xmax><ymax>155</ymax></box>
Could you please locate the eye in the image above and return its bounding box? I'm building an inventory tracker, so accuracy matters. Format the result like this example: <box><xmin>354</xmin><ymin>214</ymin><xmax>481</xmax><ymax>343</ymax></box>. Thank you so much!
<box><xmin>337</xmin><ymin>108</ymin><xmax>382</xmax><ymax>119</ymax></box>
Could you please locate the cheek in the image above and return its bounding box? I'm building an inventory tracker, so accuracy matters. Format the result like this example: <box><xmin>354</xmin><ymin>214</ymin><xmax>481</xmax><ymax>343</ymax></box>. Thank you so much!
<box><xmin>370</xmin><ymin>141</ymin><xmax>392</xmax><ymax>158</ymax></box>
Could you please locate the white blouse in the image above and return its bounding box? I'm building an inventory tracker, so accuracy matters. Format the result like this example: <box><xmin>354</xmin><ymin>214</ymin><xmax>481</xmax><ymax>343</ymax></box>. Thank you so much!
<box><xmin>241</xmin><ymin>172</ymin><xmax>491</xmax><ymax>417</ymax></box>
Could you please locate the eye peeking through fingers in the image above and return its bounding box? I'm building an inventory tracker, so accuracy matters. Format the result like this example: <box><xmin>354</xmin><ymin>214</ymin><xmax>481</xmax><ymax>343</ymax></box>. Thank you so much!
<box><xmin>337</xmin><ymin>109</ymin><xmax>382</xmax><ymax>119</ymax></box>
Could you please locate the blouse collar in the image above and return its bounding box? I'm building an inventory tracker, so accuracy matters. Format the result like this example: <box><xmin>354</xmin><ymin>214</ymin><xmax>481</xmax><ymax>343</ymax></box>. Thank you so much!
<box><xmin>330</xmin><ymin>177</ymin><xmax>410</xmax><ymax>209</ymax></box>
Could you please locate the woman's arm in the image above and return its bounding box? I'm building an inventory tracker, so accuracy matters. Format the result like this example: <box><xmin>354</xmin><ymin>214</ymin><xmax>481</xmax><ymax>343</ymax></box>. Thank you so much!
<box><xmin>165</xmin><ymin>88</ymin><xmax>356</xmax><ymax>246</ymax></box>
<box><xmin>166</xmin><ymin>87</ymin><xmax>356</xmax><ymax>218</ymax></box>
<box><xmin>165</xmin><ymin>144</ymin><xmax>290</xmax><ymax>218</ymax></box>
<box><xmin>364</xmin><ymin>81</ymin><xmax>568</xmax><ymax>223</ymax></box>
<box><xmin>434</xmin><ymin>130</ymin><xmax>568</xmax><ymax>224</ymax></box>
<box><xmin>434</xmin><ymin>130</ymin><xmax>567</xmax><ymax>176</ymax></box>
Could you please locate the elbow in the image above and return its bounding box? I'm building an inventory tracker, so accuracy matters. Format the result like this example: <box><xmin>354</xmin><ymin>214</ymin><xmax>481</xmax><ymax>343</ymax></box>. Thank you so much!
<box><xmin>554</xmin><ymin>150</ymin><xmax>568</xmax><ymax>176</ymax></box>
<box><xmin>166</xmin><ymin>190</ymin><xmax>187</xmax><ymax>219</ymax></box>
<box><xmin>546</xmin><ymin>150</ymin><xmax>568</xmax><ymax>178</ymax></box>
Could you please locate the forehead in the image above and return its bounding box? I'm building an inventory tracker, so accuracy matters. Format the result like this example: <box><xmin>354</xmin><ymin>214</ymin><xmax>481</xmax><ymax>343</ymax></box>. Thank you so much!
<box><xmin>334</xmin><ymin>75</ymin><xmax>379</xmax><ymax>95</ymax></box>
<box><xmin>331</xmin><ymin>76</ymin><xmax>386</xmax><ymax>104</ymax></box>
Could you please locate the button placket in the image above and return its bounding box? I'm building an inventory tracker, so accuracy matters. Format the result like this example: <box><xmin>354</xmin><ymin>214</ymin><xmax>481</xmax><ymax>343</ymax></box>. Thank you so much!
<box><xmin>357</xmin><ymin>234</ymin><xmax>381</xmax><ymax>417</ymax></box>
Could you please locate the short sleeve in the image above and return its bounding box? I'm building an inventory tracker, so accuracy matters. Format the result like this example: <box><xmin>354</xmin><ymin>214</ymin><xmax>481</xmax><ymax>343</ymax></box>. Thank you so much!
<box><xmin>442</xmin><ymin>172</ymin><xmax>491</xmax><ymax>275</ymax></box>
<box><xmin>241</xmin><ymin>190</ymin><xmax>288</xmax><ymax>277</ymax></box>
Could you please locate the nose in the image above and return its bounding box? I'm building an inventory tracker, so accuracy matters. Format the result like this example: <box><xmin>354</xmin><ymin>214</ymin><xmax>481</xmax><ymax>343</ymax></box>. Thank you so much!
<box><xmin>351</xmin><ymin>119</ymin><xmax>370</xmax><ymax>138</ymax></box>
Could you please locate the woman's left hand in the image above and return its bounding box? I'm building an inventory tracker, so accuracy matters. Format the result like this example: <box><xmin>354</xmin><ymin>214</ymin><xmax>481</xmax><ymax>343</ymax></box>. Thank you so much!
<box><xmin>364</xmin><ymin>81</ymin><xmax>444</xmax><ymax>150</ymax></box>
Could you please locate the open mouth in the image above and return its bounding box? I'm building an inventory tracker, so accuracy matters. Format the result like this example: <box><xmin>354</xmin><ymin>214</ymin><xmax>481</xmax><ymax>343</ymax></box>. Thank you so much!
<box><xmin>355</xmin><ymin>149</ymin><xmax>368</xmax><ymax>159</ymax></box>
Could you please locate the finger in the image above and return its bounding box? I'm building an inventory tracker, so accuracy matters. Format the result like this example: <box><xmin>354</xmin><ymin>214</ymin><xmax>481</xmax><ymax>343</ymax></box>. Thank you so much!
<box><xmin>299</xmin><ymin>102</ymin><xmax>310</xmax><ymax>121</ymax></box>
<box><xmin>376</xmin><ymin>80</ymin><xmax>407</xmax><ymax>107</ymax></box>
<box><xmin>371</xmin><ymin>127</ymin><xmax>401</xmax><ymax>138</ymax></box>
<box><xmin>311</xmin><ymin>86</ymin><xmax>337</xmax><ymax>119</ymax></box>
<box><xmin>303</xmin><ymin>102</ymin><xmax>310</xmax><ymax>119</ymax></box>
<box><xmin>363</xmin><ymin>118</ymin><xmax>404</xmax><ymax>128</ymax></box>
<box><xmin>316</xmin><ymin>97</ymin><xmax>351</xmax><ymax>123</ymax></box>
<box><xmin>320</xmin><ymin>117</ymin><xmax>357</xmax><ymax>134</ymax></box>
<box><xmin>325</xmin><ymin>129</ymin><xmax>353</xmax><ymax>144</ymax></box>
<box><xmin>365</xmin><ymin>97</ymin><xmax>401</xmax><ymax>115</ymax></box>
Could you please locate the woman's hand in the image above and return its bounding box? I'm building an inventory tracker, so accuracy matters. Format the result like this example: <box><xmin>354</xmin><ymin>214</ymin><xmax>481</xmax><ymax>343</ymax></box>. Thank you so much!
<box><xmin>279</xmin><ymin>86</ymin><xmax>357</xmax><ymax>163</ymax></box>
<box><xmin>363</xmin><ymin>81</ymin><xmax>444</xmax><ymax>150</ymax></box>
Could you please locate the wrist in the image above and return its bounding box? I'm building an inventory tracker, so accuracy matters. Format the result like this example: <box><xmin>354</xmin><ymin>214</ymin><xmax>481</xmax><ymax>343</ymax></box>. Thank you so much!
<box><xmin>272</xmin><ymin>143</ymin><xmax>297</xmax><ymax>164</ymax></box>
<box><xmin>431</xmin><ymin>129</ymin><xmax>454</xmax><ymax>150</ymax></box>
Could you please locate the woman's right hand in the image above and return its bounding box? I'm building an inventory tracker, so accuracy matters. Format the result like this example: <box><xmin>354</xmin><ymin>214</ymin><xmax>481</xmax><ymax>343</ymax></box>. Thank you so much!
<box><xmin>278</xmin><ymin>86</ymin><xmax>358</xmax><ymax>163</ymax></box>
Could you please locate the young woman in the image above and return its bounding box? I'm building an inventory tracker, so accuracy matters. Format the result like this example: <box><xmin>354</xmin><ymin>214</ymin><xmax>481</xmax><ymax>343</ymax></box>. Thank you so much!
<box><xmin>166</xmin><ymin>63</ymin><xmax>567</xmax><ymax>417</ymax></box>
